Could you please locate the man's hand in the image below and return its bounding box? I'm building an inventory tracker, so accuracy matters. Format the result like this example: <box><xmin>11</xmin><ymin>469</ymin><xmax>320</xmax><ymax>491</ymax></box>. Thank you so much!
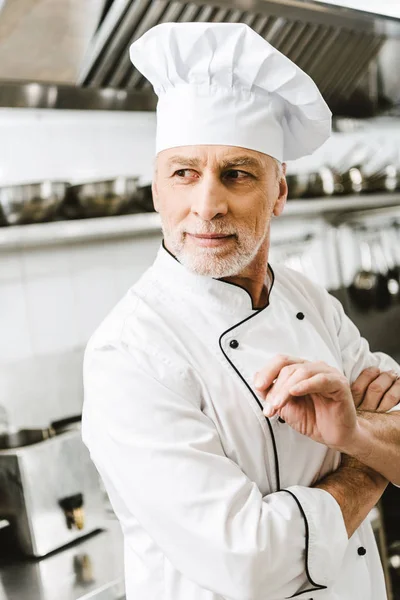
<box><xmin>254</xmin><ymin>355</ymin><xmax>357</xmax><ymax>450</ymax></box>
<box><xmin>351</xmin><ymin>367</ymin><xmax>400</xmax><ymax>412</ymax></box>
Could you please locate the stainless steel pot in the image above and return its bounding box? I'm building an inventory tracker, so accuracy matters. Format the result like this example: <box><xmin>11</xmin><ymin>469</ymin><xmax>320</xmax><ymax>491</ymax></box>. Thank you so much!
<box><xmin>286</xmin><ymin>173</ymin><xmax>310</xmax><ymax>199</ymax></box>
<box><xmin>0</xmin><ymin>181</ymin><xmax>69</xmax><ymax>225</ymax></box>
<box><xmin>61</xmin><ymin>176</ymin><xmax>139</xmax><ymax>219</ymax></box>
<box><xmin>305</xmin><ymin>166</ymin><xmax>336</xmax><ymax>197</ymax></box>
<box><xmin>363</xmin><ymin>164</ymin><xmax>398</xmax><ymax>193</ymax></box>
<box><xmin>286</xmin><ymin>167</ymin><xmax>336</xmax><ymax>200</ymax></box>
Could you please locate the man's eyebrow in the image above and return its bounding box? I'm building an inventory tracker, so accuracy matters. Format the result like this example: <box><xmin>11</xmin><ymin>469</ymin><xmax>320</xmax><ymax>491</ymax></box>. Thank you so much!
<box><xmin>220</xmin><ymin>156</ymin><xmax>264</xmax><ymax>170</ymax></box>
<box><xmin>166</xmin><ymin>156</ymin><xmax>201</xmax><ymax>168</ymax></box>
<box><xmin>166</xmin><ymin>155</ymin><xmax>264</xmax><ymax>170</ymax></box>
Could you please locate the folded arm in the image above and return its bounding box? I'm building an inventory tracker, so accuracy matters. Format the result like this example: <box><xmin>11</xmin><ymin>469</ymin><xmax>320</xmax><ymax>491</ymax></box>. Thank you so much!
<box><xmin>340</xmin><ymin>410</ymin><xmax>400</xmax><ymax>486</ymax></box>
<box><xmin>82</xmin><ymin>342</ymin><xmax>349</xmax><ymax>600</ymax></box>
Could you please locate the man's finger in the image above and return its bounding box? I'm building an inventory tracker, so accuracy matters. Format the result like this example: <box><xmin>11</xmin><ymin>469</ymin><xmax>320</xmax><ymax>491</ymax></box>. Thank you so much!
<box><xmin>360</xmin><ymin>371</ymin><xmax>398</xmax><ymax>410</ymax></box>
<box><xmin>263</xmin><ymin>364</ymin><xmax>337</xmax><ymax>416</ymax></box>
<box><xmin>377</xmin><ymin>377</ymin><xmax>400</xmax><ymax>412</ymax></box>
<box><xmin>350</xmin><ymin>367</ymin><xmax>381</xmax><ymax>407</ymax></box>
<box><xmin>254</xmin><ymin>354</ymin><xmax>306</xmax><ymax>391</ymax></box>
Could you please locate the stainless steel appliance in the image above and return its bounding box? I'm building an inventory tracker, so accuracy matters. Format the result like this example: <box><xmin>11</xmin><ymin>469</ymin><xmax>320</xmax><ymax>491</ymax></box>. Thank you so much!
<box><xmin>0</xmin><ymin>519</ymin><xmax>125</xmax><ymax>600</ymax></box>
<box><xmin>0</xmin><ymin>423</ymin><xmax>105</xmax><ymax>557</ymax></box>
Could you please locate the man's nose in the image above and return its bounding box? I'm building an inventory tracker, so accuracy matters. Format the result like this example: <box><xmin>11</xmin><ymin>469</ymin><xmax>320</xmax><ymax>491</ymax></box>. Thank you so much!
<box><xmin>191</xmin><ymin>175</ymin><xmax>228</xmax><ymax>221</ymax></box>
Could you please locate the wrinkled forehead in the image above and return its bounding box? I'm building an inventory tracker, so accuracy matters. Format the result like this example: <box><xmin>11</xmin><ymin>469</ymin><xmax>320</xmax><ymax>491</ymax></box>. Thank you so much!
<box><xmin>155</xmin><ymin>144</ymin><xmax>275</xmax><ymax>171</ymax></box>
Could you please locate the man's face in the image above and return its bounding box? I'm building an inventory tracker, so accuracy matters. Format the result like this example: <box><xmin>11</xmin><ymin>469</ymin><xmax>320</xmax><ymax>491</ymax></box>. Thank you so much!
<box><xmin>152</xmin><ymin>145</ymin><xmax>287</xmax><ymax>278</ymax></box>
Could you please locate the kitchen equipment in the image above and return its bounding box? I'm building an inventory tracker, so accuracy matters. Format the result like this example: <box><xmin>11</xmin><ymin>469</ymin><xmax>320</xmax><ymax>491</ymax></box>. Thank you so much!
<box><xmin>0</xmin><ymin>181</ymin><xmax>69</xmax><ymax>225</ymax></box>
<box><xmin>335</xmin><ymin>166</ymin><xmax>364</xmax><ymax>194</ymax></box>
<box><xmin>0</xmin><ymin>422</ymin><xmax>105</xmax><ymax>557</ymax></box>
<box><xmin>286</xmin><ymin>173</ymin><xmax>310</xmax><ymax>200</ymax></box>
<box><xmin>363</xmin><ymin>163</ymin><xmax>398</xmax><ymax>193</ymax></box>
<box><xmin>127</xmin><ymin>183</ymin><xmax>154</xmax><ymax>213</ymax></box>
<box><xmin>347</xmin><ymin>229</ymin><xmax>378</xmax><ymax>311</ymax></box>
<box><xmin>359</xmin><ymin>140</ymin><xmax>399</xmax><ymax>194</ymax></box>
<box><xmin>286</xmin><ymin>167</ymin><xmax>335</xmax><ymax>200</ymax></box>
<box><xmin>370</xmin><ymin>237</ymin><xmax>393</xmax><ymax>312</ymax></box>
<box><xmin>0</xmin><ymin>414</ymin><xmax>81</xmax><ymax>450</ymax></box>
<box><xmin>61</xmin><ymin>176</ymin><xmax>139</xmax><ymax>219</ymax></box>
<box><xmin>304</xmin><ymin>166</ymin><xmax>336</xmax><ymax>198</ymax></box>
<box><xmin>0</xmin><ymin>520</ymin><xmax>125</xmax><ymax>600</ymax></box>
<box><xmin>329</xmin><ymin>142</ymin><xmax>369</xmax><ymax>195</ymax></box>
<box><xmin>373</xmin><ymin>232</ymin><xmax>400</xmax><ymax>309</ymax></box>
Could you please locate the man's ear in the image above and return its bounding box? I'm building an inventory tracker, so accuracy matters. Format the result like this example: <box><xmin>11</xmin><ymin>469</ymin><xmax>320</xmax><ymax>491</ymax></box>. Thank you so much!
<box><xmin>273</xmin><ymin>162</ymin><xmax>287</xmax><ymax>217</ymax></box>
<box><xmin>152</xmin><ymin>180</ymin><xmax>159</xmax><ymax>213</ymax></box>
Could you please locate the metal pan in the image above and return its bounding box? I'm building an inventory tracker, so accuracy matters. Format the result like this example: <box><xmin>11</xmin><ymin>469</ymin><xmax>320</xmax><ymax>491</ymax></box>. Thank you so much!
<box><xmin>61</xmin><ymin>176</ymin><xmax>139</xmax><ymax>219</ymax></box>
<box><xmin>0</xmin><ymin>181</ymin><xmax>69</xmax><ymax>225</ymax></box>
<box><xmin>0</xmin><ymin>415</ymin><xmax>81</xmax><ymax>450</ymax></box>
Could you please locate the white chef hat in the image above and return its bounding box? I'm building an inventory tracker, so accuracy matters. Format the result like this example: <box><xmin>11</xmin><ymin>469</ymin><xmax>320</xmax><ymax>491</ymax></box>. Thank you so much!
<box><xmin>129</xmin><ymin>22</ymin><xmax>331</xmax><ymax>162</ymax></box>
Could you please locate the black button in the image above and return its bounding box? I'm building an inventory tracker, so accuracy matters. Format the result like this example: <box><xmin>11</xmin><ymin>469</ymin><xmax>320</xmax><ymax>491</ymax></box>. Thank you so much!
<box><xmin>296</xmin><ymin>312</ymin><xmax>305</xmax><ymax>320</ymax></box>
<box><xmin>278</xmin><ymin>417</ymin><xmax>285</xmax><ymax>423</ymax></box>
<box><xmin>229</xmin><ymin>339</ymin><xmax>239</xmax><ymax>349</ymax></box>
<box><xmin>357</xmin><ymin>546</ymin><xmax>366</xmax><ymax>556</ymax></box>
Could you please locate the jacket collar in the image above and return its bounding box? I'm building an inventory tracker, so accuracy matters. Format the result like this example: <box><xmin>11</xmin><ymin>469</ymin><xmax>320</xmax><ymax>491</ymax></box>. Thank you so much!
<box><xmin>149</xmin><ymin>240</ymin><xmax>274</xmax><ymax>315</ymax></box>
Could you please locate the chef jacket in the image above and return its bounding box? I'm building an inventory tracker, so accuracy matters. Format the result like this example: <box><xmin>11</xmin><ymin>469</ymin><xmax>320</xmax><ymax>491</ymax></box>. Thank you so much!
<box><xmin>82</xmin><ymin>241</ymin><xmax>400</xmax><ymax>600</ymax></box>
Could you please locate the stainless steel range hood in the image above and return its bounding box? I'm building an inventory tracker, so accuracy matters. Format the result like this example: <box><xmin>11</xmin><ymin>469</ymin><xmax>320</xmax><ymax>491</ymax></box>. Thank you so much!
<box><xmin>0</xmin><ymin>0</ymin><xmax>399</xmax><ymax>115</ymax></box>
<box><xmin>0</xmin><ymin>0</ymin><xmax>106</xmax><ymax>84</ymax></box>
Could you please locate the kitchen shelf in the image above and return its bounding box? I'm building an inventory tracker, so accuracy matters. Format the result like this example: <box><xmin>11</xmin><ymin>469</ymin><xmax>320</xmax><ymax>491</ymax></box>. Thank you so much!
<box><xmin>0</xmin><ymin>193</ymin><xmax>399</xmax><ymax>251</ymax></box>
<box><xmin>0</xmin><ymin>212</ymin><xmax>162</xmax><ymax>251</ymax></box>
<box><xmin>283</xmin><ymin>193</ymin><xmax>400</xmax><ymax>217</ymax></box>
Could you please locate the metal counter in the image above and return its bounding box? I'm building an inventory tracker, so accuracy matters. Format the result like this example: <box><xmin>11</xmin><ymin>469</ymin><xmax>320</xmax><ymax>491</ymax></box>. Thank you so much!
<box><xmin>0</xmin><ymin>519</ymin><xmax>125</xmax><ymax>600</ymax></box>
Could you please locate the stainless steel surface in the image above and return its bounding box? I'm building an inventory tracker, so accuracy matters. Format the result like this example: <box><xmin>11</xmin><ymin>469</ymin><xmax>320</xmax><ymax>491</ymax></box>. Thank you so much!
<box><xmin>78</xmin><ymin>0</ymin><xmax>400</xmax><ymax>115</ymax></box>
<box><xmin>286</xmin><ymin>167</ymin><xmax>336</xmax><ymax>199</ymax></box>
<box><xmin>0</xmin><ymin>520</ymin><xmax>125</xmax><ymax>600</ymax></box>
<box><xmin>0</xmin><ymin>0</ymin><xmax>105</xmax><ymax>84</ymax></box>
<box><xmin>0</xmin><ymin>82</ymin><xmax>156</xmax><ymax>111</ymax></box>
<box><xmin>0</xmin><ymin>0</ymin><xmax>398</xmax><ymax>113</ymax></box>
<box><xmin>0</xmin><ymin>181</ymin><xmax>68</xmax><ymax>226</ymax></box>
<box><xmin>0</xmin><ymin>429</ymin><xmax>105</xmax><ymax>557</ymax></box>
<box><xmin>62</xmin><ymin>177</ymin><xmax>140</xmax><ymax>219</ymax></box>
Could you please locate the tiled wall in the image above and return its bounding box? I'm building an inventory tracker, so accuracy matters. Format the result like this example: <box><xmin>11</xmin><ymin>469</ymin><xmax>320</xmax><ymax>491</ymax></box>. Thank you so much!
<box><xmin>1</xmin><ymin>233</ymin><xmax>162</xmax><ymax>429</ymax></box>
<box><xmin>0</xmin><ymin>108</ymin><xmax>159</xmax><ymax>428</ymax></box>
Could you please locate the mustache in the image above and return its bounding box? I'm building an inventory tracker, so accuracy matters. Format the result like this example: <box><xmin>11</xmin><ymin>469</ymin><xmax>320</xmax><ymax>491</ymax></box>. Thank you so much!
<box><xmin>184</xmin><ymin>227</ymin><xmax>236</xmax><ymax>236</ymax></box>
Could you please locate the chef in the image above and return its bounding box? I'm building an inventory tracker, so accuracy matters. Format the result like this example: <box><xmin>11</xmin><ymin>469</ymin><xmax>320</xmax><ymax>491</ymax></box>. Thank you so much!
<box><xmin>82</xmin><ymin>22</ymin><xmax>400</xmax><ymax>600</ymax></box>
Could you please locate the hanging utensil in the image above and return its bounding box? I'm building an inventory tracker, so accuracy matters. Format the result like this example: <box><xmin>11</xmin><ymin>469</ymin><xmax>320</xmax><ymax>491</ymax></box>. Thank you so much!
<box><xmin>0</xmin><ymin>414</ymin><xmax>81</xmax><ymax>450</ymax></box>
<box><xmin>370</xmin><ymin>236</ymin><xmax>392</xmax><ymax>312</ymax></box>
<box><xmin>347</xmin><ymin>228</ymin><xmax>378</xmax><ymax>311</ymax></box>
<box><xmin>389</xmin><ymin>223</ymin><xmax>400</xmax><ymax>302</ymax></box>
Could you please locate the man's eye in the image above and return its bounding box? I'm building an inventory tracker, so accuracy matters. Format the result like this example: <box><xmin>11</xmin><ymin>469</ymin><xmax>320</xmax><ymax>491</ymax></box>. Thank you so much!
<box><xmin>174</xmin><ymin>169</ymin><xmax>194</xmax><ymax>177</ymax></box>
<box><xmin>224</xmin><ymin>170</ymin><xmax>251</xmax><ymax>180</ymax></box>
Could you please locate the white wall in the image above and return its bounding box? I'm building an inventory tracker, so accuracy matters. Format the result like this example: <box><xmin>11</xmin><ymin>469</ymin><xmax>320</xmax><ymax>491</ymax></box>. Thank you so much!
<box><xmin>1</xmin><ymin>232</ymin><xmax>162</xmax><ymax>429</ymax></box>
<box><xmin>0</xmin><ymin>108</ymin><xmax>157</xmax><ymax>185</ymax></box>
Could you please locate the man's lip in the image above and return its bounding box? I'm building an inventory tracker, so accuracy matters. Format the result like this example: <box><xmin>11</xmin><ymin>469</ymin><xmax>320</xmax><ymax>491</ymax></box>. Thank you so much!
<box><xmin>187</xmin><ymin>233</ymin><xmax>233</xmax><ymax>239</ymax></box>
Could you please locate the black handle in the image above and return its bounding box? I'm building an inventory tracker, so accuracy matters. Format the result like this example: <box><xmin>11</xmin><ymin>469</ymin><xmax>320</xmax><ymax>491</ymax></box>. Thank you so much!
<box><xmin>50</xmin><ymin>414</ymin><xmax>81</xmax><ymax>432</ymax></box>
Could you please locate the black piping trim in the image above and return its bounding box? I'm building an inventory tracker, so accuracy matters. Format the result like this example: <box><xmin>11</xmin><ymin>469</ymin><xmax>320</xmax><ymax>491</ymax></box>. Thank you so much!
<box><xmin>282</xmin><ymin>490</ymin><xmax>327</xmax><ymax>597</ymax></box>
<box><xmin>162</xmin><ymin>240</ymin><xmax>280</xmax><ymax>521</ymax></box>
<box><xmin>162</xmin><ymin>239</ymin><xmax>180</xmax><ymax>262</ymax></box>
<box><xmin>217</xmin><ymin>265</ymin><xmax>281</xmax><ymax>491</ymax></box>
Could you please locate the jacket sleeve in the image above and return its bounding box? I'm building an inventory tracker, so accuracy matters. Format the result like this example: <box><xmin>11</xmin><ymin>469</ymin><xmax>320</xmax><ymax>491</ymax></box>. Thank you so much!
<box><xmin>328</xmin><ymin>292</ymin><xmax>400</xmax><ymax>413</ymax></box>
<box><xmin>82</xmin><ymin>341</ymin><xmax>348</xmax><ymax>600</ymax></box>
